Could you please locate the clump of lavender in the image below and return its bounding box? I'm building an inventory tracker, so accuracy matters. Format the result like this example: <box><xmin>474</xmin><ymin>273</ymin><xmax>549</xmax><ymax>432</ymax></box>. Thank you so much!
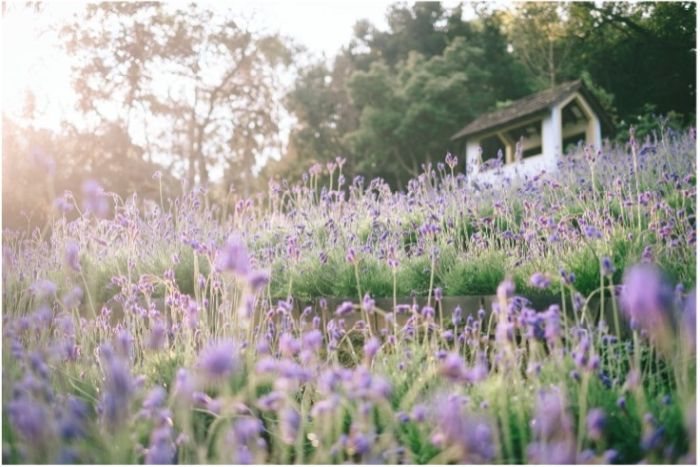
<box><xmin>0</xmin><ymin>127</ymin><xmax>695</xmax><ymax>464</ymax></box>
<box><xmin>527</xmin><ymin>389</ymin><xmax>576</xmax><ymax>464</ymax></box>
<box><xmin>429</xmin><ymin>394</ymin><xmax>495</xmax><ymax>463</ymax></box>
<box><xmin>98</xmin><ymin>344</ymin><xmax>135</xmax><ymax>431</ymax></box>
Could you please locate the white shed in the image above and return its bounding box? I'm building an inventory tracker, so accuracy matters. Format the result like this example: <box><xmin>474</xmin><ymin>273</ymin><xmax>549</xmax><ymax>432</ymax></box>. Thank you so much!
<box><xmin>451</xmin><ymin>80</ymin><xmax>613</xmax><ymax>183</ymax></box>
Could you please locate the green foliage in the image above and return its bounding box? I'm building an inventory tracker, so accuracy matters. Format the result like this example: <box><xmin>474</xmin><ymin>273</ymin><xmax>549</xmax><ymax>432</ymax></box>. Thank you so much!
<box><xmin>440</xmin><ymin>251</ymin><xmax>506</xmax><ymax>296</ymax></box>
<box><xmin>561</xmin><ymin>246</ymin><xmax>601</xmax><ymax>298</ymax></box>
<box><xmin>396</xmin><ymin>256</ymin><xmax>432</xmax><ymax>296</ymax></box>
<box><xmin>282</xmin><ymin>4</ymin><xmax>533</xmax><ymax>187</ymax></box>
<box><xmin>614</xmin><ymin>103</ymin><xmax>687</xmax><ymax>142</ymax></box>
<box><xmin>565</xmin><ymin>2</ymin><xmax>696</xmax><ymax>125</ymax></box>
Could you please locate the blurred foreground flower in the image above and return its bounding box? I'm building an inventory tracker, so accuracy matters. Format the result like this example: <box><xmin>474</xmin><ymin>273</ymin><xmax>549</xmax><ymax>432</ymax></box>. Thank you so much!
<box><xmin>82</xmin><ymin>180</ymin><xmax>109</xmax><ymax>218</ymax></box>
<box><xmin>621</xmin><ymin>263</ymin><xmax>675</xmax><ymax>350</ymax></box>
<box><xmin>196</xmin><ymin>340</ymin><xmax>238</xmax><ymax>382</ymax></box>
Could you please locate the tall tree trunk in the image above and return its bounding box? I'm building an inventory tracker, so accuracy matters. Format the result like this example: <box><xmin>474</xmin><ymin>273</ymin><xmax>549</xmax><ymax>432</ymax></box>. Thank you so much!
<box><xmin>197</xmin><ymin>151</ymin><xmax>209</xmax><ymax>186</ymax></box>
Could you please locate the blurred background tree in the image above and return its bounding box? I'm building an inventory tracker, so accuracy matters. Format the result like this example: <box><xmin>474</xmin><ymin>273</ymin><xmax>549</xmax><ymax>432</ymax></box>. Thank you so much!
<box><xmin>61</xmin><ymin>2</ymin><xmax>291</xmax><ymax>189</ymax></box>
<box><xmin>2</xmin><ymin>1</ymin><xmax>696</xmax><ymax>229</ymax></box>
<box><xmin>503</xmin><ymin>2</ymin><xmax>574</xmax><ymax>89</ymax></box>
<box><xmin>278</xmin><ymin>3</ymin><xmax>532</xmax><ymax>184</ymax></box>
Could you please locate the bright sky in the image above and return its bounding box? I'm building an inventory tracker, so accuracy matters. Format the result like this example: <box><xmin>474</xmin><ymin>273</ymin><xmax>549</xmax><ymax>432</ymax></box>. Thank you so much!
<box><xmin>1</xmin><ymin>1</ymin><xmax>391</xmax><ymax>125</ymax></box>
<box><xmin>1</xmin><ymin>1</ymin><xmax>467</xmax><ymax>172</ymax></box>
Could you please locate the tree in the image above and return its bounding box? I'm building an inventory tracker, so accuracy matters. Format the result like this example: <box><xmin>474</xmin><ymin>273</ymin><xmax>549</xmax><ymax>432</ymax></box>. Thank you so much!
<box><xmin>61</xmin><ymin>3</ymin><xmax>291</xmax><ymax>189</ymax></box>
<box><xmin>345</xmin><ymin>37</ymin><xmax>496</xmax><ymax>185</ymax></box>
<box><xmin>503</xmin><ymin>1</ymin><xmax>695</xmax><ymax>123</ymax></box>
<box><xmin>283</xmin><ymin>3</ymin><xmax>531</xmax><ymax>187</ymax></box>
<box><xmin>2</xmin><ymin>112</ymin><xmax>175</xmax><ymax>230</ymax></box>
<box><xmin>360</xmin><ymin>2</ymin><xmax>449</xmax><ymax>68</ymax></box>
<box><xmin>281</xmin><ymin>55</ymin><xmax>359</xmax><ymax>180</ymax></box>
<box><xmin>503</xmin><ymin>2</ymin><xmax>574</xmax><ymax>89</ymax></box>
<box><xmin>566</xmin><ymin>2</ymin><xmax>696</xmax><ymax>122</ymax></box>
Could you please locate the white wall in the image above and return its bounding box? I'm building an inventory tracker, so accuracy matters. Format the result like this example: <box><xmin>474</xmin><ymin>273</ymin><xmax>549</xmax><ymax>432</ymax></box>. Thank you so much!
<box><xmin>542</xmin><ymin>105</ymin><xmax>561</xmax><ymax>160</ymax></box>
<box><xmin>465</xmin><ymin>139</ymin><xmax>482</xmax><ymax>177</ymax></box>
<box><xmin>464</xmin><ymin>92</ymin><xmax>604</xmax><ymax>186</ymax></box>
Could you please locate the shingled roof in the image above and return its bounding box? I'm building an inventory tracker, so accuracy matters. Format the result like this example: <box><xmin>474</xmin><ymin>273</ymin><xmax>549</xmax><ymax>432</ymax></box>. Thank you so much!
<box><xmin>451</xmin><ymin>80</ymin><xmax>612</xmax><ymax>140</ymax></box>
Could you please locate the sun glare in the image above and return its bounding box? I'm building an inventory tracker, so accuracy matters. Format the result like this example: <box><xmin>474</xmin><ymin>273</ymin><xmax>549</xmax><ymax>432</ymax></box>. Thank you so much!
<box><xmin>1</xmin><ymin>4</ymin><xmax>75</xmax><ymax>127</ymax></box>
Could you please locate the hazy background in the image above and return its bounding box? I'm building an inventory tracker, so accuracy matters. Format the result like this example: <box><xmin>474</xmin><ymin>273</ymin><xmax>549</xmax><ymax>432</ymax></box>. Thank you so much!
<box><xmin>2</xmin><ymin>1</ymin><xmax>696</xmax><ymax>229</ymax></box>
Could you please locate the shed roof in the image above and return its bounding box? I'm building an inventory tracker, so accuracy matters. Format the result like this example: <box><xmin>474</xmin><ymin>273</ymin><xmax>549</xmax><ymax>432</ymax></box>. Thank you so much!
<box><xmin>451</xmin><ymin>80</ymin><xmax>612</xmax><ymax>140</ymax></box>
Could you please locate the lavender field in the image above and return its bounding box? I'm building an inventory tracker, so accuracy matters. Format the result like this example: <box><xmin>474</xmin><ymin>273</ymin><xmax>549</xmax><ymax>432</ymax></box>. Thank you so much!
<box><xmin>1</xmin><ymin>129</ymin><xmax>697</xmax><ymax>464</ymax></box>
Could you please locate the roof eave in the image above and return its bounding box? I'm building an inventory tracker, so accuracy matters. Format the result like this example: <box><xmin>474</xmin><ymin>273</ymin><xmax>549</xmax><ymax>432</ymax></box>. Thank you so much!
<box><xmin>450</xmin><ymin>108</ymin><xmax>551</xmax><ymax>141</ymax></box>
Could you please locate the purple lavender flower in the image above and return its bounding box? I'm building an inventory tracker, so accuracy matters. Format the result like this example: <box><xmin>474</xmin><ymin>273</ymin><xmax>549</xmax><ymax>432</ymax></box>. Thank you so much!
<box><xmin>147</xmin><ymin>321</ymin><xmax>167</xmax><ymax>351</ymax></box>
<box><xmin>411</xmin><ymin>404</ymin><xmax>428</xmax><ymax>422</ymax></box>
<box><xmin>32</xmin><ymin>279</ymin><xmax>57</xmax><ymax>299</ymax></box>
<box><xmin>430</xmin><ymin>395</ymin><xmax>495</xmax><ymax>463</ymax></box>
<box><xmin>115</xmin><ymin>329</ymin><xmax>134</xmax><ymax>359</ymax></box>
<box><xmin>279</xmin><ymin>333</ymin><xmax>301</xmax><ymax>357</ymax></box>
<box><xmin>257</xmin><ymin>391</ymin><xmax>285</xmax><ymax>411</ymax></box>
<box><xmin>601</xmin><ymin>256</ymin><xmax>616</xmax><ymax>277</ymax></box>
<box><xmin>173</xmin><ymin>368</ymin><xmax>194</xmax><ymax>403</ymax></box>
<box><xmin>603</xmin><ymin>449</ymin><xmax>618</xmax><ymax>463</ymax></box>
<box><xmin>279</xmin><ymin>407</ymin><xmax>301</xmax><ymax>445</ymax></box>
<box><xmin>142</xmin><ymin>386</ymin><xmax>167</xmax><ymax>414</ymax></box>
<box><xmin>65</xmin><ymin>241</ymin><xmax>81</xmax><ymax>272</ymax></box>
<box><xmin>465</xmin><ymin>352</ymin><xmax>488</xmax><ymax>383</ymax></box>
<box><xmin>82</xmin><ymin>180</ymin><xmax>109</xmax><ymax>218</ymax></box>
<box><xmin>620</xmin><ymin>263</ymin><xmax>674</xmax><ymax>337</ymax></box>
<box><xmin>58</xmin><ymin>396</ymin><xmax>87</xmax><ymax>441</ymax></box>
<box><xmin>530</xmin><ymin>389</ymin><xmax>573</xmax><ymax>440</ymax></box>
<box><xmin>8</xmin><ymin>395</ymin><xmax>51</xmax><ymax>441</ymax></box>
<box><xmin>527</xmin><ymin>389</ymin><xmax>576</xmax><ymax>464</ymax></box>
<box><xmin>363</xmin><ymin>337</ymin><xmax>381</xmax><ymax>360</ymax></box>
<box><xmin>302</xmin><ymin>329</ymin><xmax>323</xmax><ymax>352</ymax></box>
<box><xmin>99</xmin><ymin>344</ymin><xmax>134</xmax><ymax>430</ymax></box>
<box><xmin>231</xmin><ymin>416</ymin><xmax>263</xmax><ymax>445</ymax></box>
<box><xmin>362</xmin><ymin>293</ymin><xmax>375</xmax><ymax>313</ymax></box>
<box><xmin>335</xmin><ymin>301</ymin><xmax>354</xmax><ymax>316</ymax></box>
<box><xmin>559</xmin><ymin>268</ymin><xmax>576</xmax><ymax>285</ymax></box>
<box><xmin>544</xmin><ymin>305</ymin><xmax>561</xmax><ymax>342</ymax></box>
<box><xmin>346</xmin><ymin>247</ymin><xmax>356</xmax><ymax>263</ymax></box>
<box><xmin>445</xmin><ymin>152</ymin><xmax>458</xmax><ymax>169</ymax></box>
<box><xmin>497</xmin><ymin>278</ymin><xmax>515</xmax><ymax>302</ymax></box>
<box><xmin>586</xmin><ymin>408</ymin><xmax>606</xmax><ymax>441</ymax></box>
<box><xmin>62</xmin><ymin>286</ymin><xmax>83</xmax><ymax>309</ymax></box>
<box><xmin>196</xmin><ymin>340</ymin><xmax>238</xmax><ymax>381</ymax></box>
<box><xmin>434</xmin><ymin>287</ymin><xmax>443</xmax><ymax>302</ymax></box>
<box><xmin>216</xmin><ymin>235</ymin><xmax>251</xmax><ymax>275</ymax></box>
<box><xmin>247</xmin><ymin>269</ymin><xmax>270</xmax><ymax>291</ymax></box>
<box><xmin>421</xmin><ymin>306</ymin><xmax>435</xmax><ymax>320</ymax></box>
<box><xmin>53</xmin><ymin>195</ymin><xmax>73</xmax><ymax>214</ymax></box>
<box><xmin>452</xmin><ymin>306</ymin><xmax>463</xmax><ymax>326</ymax></box>
<box><xmin>584</xmin><ymin>225</ymin><xmax>603</xmax><ymax>239</ymax></box>
<box><xmin>530</xmin><ymin>272</ymin><xmax>551</xmax><ymax>289</ymax></box>
<box><xmin>439</xmin><ymin>353</ymin><xmax>466</xmax><ymax>382</ymax></box>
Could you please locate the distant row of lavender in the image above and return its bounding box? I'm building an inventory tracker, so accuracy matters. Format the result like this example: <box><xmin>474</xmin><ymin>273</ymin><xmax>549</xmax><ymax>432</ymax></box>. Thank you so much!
<box><xmin>1</xmin><ymin>127</ymin><xmax>696</xmax><ymax>463</ymax></box>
